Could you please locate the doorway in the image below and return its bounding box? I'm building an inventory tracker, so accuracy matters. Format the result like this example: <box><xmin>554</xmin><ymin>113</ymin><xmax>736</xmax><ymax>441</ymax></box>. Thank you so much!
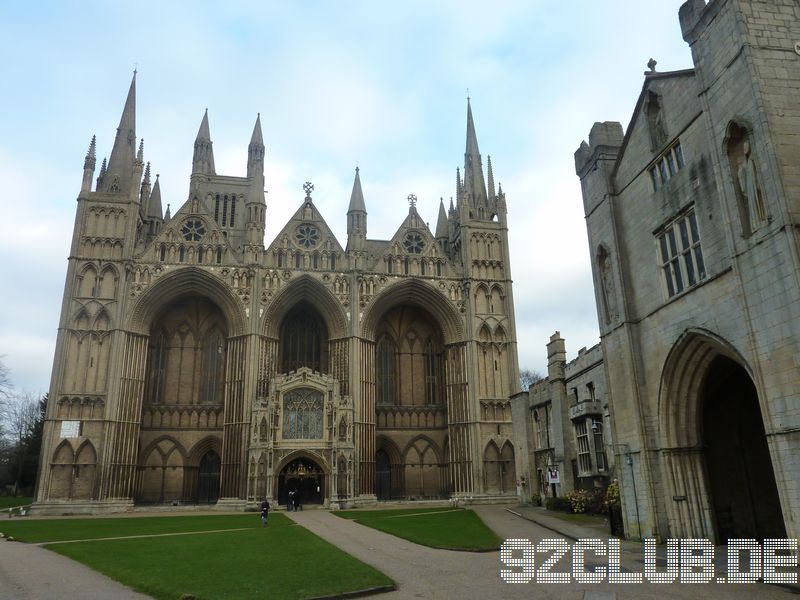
<box><xmin>702</xmin><ymin>356</ymin><xmax>785</xmax><ymax>541</ymax></box>
<box><xmin>278</xmin><ymin>457</ymin><xmax>325</xmax><ymax>506</ymax></box>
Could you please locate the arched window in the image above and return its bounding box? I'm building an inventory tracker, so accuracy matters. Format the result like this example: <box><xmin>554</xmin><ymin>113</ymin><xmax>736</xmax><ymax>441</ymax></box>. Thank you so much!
<box><xmin>330</xmin><ymin>253</ymin><xmax>336</xmax><ymax>270</ymax></box>
<box><xmin>377</xmin><ymin>337</ymin><xmax>397</xmax><ymax>405</ymax></box>
<box><xmin>280</xmin><ymin>304</ymin><xmax>327</xmax><ymax>373</ymax></box>
<box><xmin>277</xmin><ymin>251</ymin><xmax>284</xmax><ymax>268</ymax></box>
<box><xmin>216</xmin><ymin>248</ymin><xmax>222</xmax><ymax>264</ymax></box>
<box><xmin>222</xmin><ymin>195</ymin><xmax>229</xmax><ymax>226</ymax></box>
<box><xmin>214</xmin><ymin>194</ymin><xmax>220</xmax><ymax>222</ymax></box>
<box><xmin>420</xmin><ymin>260</ymin><xmax>427</xmax><ymax>276</ymax></box>
<box><xmin>387</xmin><ymin>257</ymin><xmax>393</xmax><ymax>274</ymax></box>
<box><xmin>403</xmin><ymin>258</ymin><xmax>409</xmax><ymax>275</ymax></box>
<box><xmin>201</xmin><ymin>329</ymin><xmax>225</xmax><ymax>404</ymax></box>
<box><xmin>179</xmin><ymin>246</ymin><xmax>185</xmax><ymax>262</ymax></box>
<box><xmin>282</xmin><ymin>388</ymin><xmax>323</xmax><ymax>439</ymax></box>
<box><xmin>424</xmin><ymin>338</ymin><xmax>439</xmax><ymax>405</ymax></box>
<box><xmin>312</xmin><ymin>252</ymin><xmax>319</xmax><ymax>269</ymax></box>
<box><xmin>197</xmin><ymin>247</ymin><xmax>204</xmax><ymax>263</ymax></box>
<box><xmin>230</xmin><ymin>195</ymin><xmax>236</xmax><ymax>227</ymax></box>
<box><xmin>159</xmin><ymin>244</ymin><xmax>166</xmax><ymax>262</ymax></box>
<box><xmin>295</xmin><ymin>252</ymin><xmax>302</xmax><ymax>269</ymax></box>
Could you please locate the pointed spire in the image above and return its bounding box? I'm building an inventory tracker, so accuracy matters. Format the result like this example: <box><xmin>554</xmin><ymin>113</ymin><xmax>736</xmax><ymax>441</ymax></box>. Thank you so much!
<box><xmin>348</xmin><ymin>167</ymin><xmax>366</xmax><ymax>214</ymax></box>
<box><xmin>104</xmin><ymin>71</ymin><xmax>137</xmax><ymax>193</ymax></box>
<box><xmin>463</xmin><ymin>98</ymin><xmax>488</xmax><ymax>209</ymax></box>
<box><xmin>196</xmin><ymin>109</ymin><xmax>211</xmax><ymax>142</ymax></box>
<box><xmin>164</xmin><ymin>203</ymin><xmax>171</xmax><ymax>221</ymax></box>
<box><xmin>147</xmin><ymin>173</ymin><xmax>163</xmax><ymax>219</ymax></box>
<box><xmin>247</xmin><ymin>113</ymin><xmax>265</xmax><ymax>179</ymax></box>
<box><xmin>96</xmin><ymin>156</ymin><xmax>107</xmax><ymax>189</ymax></box>
<box><xmin>192</xmin><ymin>109</ymin><xmax>216</xmax><ymax>175</ymax></box>
<box><xmin>449</xmin><ymin>197</ymin><xmax>455</xmax><ymax>212</ymax></box>
<box><xmin>487</xmin><ymin>155</ymin><xmax>496</xmax><ymax>199</ymax></box>
<box><xmin>84</xmin><ymin>135</ymin><xmax>97</xmax><ymax>170</ymax></box>
<box><xmin>456</xmin><ymin>166</ymin><xmax>462</xmax><ymax>198</ymax></box>
<box><xmin>435</xmin><ymin>198</ymin><xmax>449</xmax><ymax>239</ymax></box>
<box><xmin>250</xmin><ymin>113</ymin><xmax>263</xmax><ymax>146</ymax></box>
<box><xmin>139</xmin><ymin>162</ymin><xmax>151</xmax><ymax>208</ymax></box>
<box><xmin>137</xmin><ymin>139</ymin><xmax>144</xmax><ymax>165</ymax></box>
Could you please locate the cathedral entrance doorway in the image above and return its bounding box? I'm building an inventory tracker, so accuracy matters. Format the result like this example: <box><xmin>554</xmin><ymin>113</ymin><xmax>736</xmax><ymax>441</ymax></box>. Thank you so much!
<box><xmin>196</xmin><ymin>450</ymin><xmax>220</xmax><ymax>503</ymax></box>
<box><xmin>702</xmin><ymin>356</ymin><xmax>785</xmax><ymax>542</ymax></box>
<box><xmin>277</xmin><ymin>457</ymin><xmax>325</xmax><ymax>506</ymax></box>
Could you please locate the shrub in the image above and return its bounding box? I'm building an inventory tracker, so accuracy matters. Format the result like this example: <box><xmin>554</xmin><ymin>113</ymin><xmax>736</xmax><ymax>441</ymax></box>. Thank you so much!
<box><xmin>566</xmin><ymin>490</ymin><xmax>589</xmax><ymax>513</ymax></box>
<box><xmin>603</xmin><ymin>479</ymin><xmax>621</xmax><ymax>510</ymax></box>
<box><xmin>544</xmin><ymin>496</ymin><xmax>571</xmax><ymax>512</ymax></box>
<box><xmin>530</xmin><ymin>494</ymin><xmax>542</xmax><ymax>506</ymax></box>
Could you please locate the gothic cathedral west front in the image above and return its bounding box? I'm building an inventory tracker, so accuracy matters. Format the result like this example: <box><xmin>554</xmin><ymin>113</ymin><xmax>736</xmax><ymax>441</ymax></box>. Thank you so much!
<box><xmin>34</xmin><ymin>74</ymin><xmax>521</xmax><ymax>512</ymax></box>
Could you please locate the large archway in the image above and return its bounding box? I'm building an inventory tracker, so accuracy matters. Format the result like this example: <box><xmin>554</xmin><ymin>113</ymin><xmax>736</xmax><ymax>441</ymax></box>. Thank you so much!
<box><xmin>702</xmin><ymin>356</ymin><xmax>785</xmax><ymax>541</ymax></box>
<box><xmin>277</xmin><ymin>457</ymin><xmax>325</xmax><ymax>507</ymax></box>
<box><xmin>659</xmin><ymin>330</ymin><xmax>785</xmax><ymax>541</ymax></box>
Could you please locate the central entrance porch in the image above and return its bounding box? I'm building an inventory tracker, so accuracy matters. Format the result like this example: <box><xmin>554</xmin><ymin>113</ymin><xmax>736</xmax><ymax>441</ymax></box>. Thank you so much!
<box><xmin>277</xmin><ymin>457</ymin><xmax>325</xmax><ymax>506</ymax></box>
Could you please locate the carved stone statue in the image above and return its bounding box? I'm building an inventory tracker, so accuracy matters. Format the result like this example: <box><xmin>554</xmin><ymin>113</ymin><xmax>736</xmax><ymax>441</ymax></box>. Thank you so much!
<box><xmin>737</xmin><ymin>140</ymin><xmax>767</xmax><ymax>229</ymax></box>
<box><xmin>598</xmin><ymin>249</ymin><xmax>618</xmax><ymax>324</ymax></box>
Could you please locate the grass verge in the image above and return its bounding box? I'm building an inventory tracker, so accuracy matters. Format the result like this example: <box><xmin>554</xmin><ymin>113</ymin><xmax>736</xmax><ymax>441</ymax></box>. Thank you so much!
<box><xmin>5</xmin><ymin>514</ymin><xmax>393</xmax><ymax>600</ymax></box>
<box><xmin>336</xmin><ymin>507</ymin><xmax>500</xmax><ymax>551</ymax></box>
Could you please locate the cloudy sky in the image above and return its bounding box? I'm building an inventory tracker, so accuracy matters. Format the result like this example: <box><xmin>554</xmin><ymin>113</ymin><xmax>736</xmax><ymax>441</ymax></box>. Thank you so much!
<box><xmin>0</xmin><ymin>0</ymin><xmax>693</xmax><ymax>394</ymax></box>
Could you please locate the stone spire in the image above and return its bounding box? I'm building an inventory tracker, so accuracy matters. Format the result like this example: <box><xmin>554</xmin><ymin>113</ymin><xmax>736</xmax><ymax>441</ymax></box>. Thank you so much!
<box><xmin>348</xmin><ymin>167</ymin><xmax>366</xmax><ymax>214</ymax></box>
<box><xmin>435</xmin><ymin>198</ymin><xmax>449</xmax><ymax>239</ymax></box>
<box><xmin>347</xmin><ymin>167</ymin><xmax>367</xmax><ymax>251</ymax></box>
<box><xmin>463</xmin><ymin>98</ymin><xmax>488</xmax><ymax>209</ymax></box>
<box><xmin>487</xmin><ymin>155</ymin><xmax>496</xmax><ymax>200</ymax></box>
<box><xmin>82</xmin><ymin>135</ymin><xmax>97</xmax><ymax>192</ymax></box>
<box><xmin>247</xmin><ymin>113</ymin><xmax>264</xmax><ymax>178</ymax></box>
<box><xmin>164</xmin><ymin>203</ymin><xmax>171</xmax><ymax>221</ymax></box>
<box><xmin>192</xmin><ymin>109</ymin><xmax>216</xmax><ymax>176</ymax></box>
<box><xmin>456</xmin><ymin>166</ymin><xmax>462</xmax><ymax>200</ymax></box>
<box><xmin>97</xmin><ymin>157</ymin><xmax>107</xmax><ymax>189</ymax></box>
<box><xmin>139</xmin><ymin>161</ymin><xmax>152</xmax><ymax>206</ymax></box>
<box><xmin>103</xmin><ymin>72</ymin><xmax>137</xmax><ymax>193</ymax></box>
<box><xmin>147</xmin><ymin>174</ymin><xmax>163</xmax><ymax>219</ymax></box>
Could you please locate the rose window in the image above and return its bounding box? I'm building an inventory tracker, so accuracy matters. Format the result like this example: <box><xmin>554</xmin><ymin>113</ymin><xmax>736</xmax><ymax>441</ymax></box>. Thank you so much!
<box><xmin>403</xmin><ymin>232</ymin><xmax>425</xmax><ymax>254</ymax></box>
<box><xmin>181</xmin><ymin>219</ymin><xmax>206</xmax><ymax>242</ymax></box>
<box><xmin>296</xmin><ymin>224</ymin><xmax>320</xmax><ymax>248</ymax></box>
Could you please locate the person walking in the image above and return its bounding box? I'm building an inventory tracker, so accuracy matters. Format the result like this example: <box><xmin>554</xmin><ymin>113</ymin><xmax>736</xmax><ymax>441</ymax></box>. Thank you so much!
<box><xmin>287</xmin><ymin>490</ymin><xmax>295</xmax><ymax>512</ymax></box>
<box><xmin>260</xmin><ymin>498</ymin><xmax>270</xmax><ymax>526</ymax></box>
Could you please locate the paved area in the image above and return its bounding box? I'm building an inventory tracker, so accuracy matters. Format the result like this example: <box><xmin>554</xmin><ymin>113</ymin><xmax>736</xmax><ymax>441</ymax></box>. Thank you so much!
<box><xmin>0</xmin><ymin>537</ymin><xmax>149</xmax><ymax>600</ymax></box>
<box><xmin>290</xmin><ymin>505</ymin><xmax>798</xmax><ymax>600</ymax></box>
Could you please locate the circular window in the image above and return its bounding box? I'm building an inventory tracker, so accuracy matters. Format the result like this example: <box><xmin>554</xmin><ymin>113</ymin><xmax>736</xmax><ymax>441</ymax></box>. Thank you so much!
<box><xmin>181</xmin><ymin>219</ymin><xmax>206</xmax><ymax>242</ymax></box>
<box><xmin>295</xmin><ymin>224</ymin><xmax>320</xmax><ymax>248</ymax></box>
<box><xmin>403</xmin><ymin>232</ymin><xmax>425</xmax><ymax>254</ymax></box>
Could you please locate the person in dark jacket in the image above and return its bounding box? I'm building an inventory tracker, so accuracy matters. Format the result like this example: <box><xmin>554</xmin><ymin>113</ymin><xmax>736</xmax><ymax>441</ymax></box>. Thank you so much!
<box><xmin>260</xmin><ymin>498</ymin><xmax>270</xmax><ymax>526</ymax></box>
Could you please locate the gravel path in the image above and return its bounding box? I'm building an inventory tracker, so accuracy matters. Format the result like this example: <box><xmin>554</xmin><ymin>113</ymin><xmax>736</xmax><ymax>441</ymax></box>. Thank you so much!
<box><xmin>0</xmin><ymin>537</ymin><xmax>150</xmax><ymax>600</ymax></box>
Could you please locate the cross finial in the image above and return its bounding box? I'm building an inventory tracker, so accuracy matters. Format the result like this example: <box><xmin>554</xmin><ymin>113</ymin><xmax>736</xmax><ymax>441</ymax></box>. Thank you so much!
<box><xmin>647</xmin><ymin>58</ymin><xmax>657</xmax><ymax>72</ymax></box>
<box><xmin>466</xmin><ymin>88</ymin><xmax>470</xmax><ymax>102</ymax></box>
<box><xmin>303</xmin><ymin>181</ymin><xmax>314</xmax><ymax>199</ymax></box>
<box><xmin>407</xmin><ymin>193</ymin><xmax>417</xmax><ymax>207</ymax></box>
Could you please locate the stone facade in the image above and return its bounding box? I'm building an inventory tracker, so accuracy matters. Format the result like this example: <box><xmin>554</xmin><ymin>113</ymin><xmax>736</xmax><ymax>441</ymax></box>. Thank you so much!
<box><xmin>512</xmin><ymin>333</ymin><xmax>612</xmax><ymax>503</ymax></box>
<box><xmin>34</xmin><ymin>77</ymin><xmax>522</xmax><ymax>512</ymax></box>
<box><xmin>575</xmin><ymin>0</ymin><xmax>800</xmax><ymax>541</ymax></box>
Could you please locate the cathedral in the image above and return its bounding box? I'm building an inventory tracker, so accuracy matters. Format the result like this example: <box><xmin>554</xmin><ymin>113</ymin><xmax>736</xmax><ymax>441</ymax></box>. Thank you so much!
<box><xmin>34</xmin><ymin>75</ymin><xmax>521</xmax><ymax>512</ymax></box>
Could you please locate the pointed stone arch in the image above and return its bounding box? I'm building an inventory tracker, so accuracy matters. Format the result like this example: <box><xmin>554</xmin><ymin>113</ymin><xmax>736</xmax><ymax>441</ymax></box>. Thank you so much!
<box><xmin>97</xmin><ymin>264</ymin><xmax>119</xmax><ymax>299</ymax></box>
<box><xmin>361</xmin><ymin>278</ymin><xmax>463</xmax><ymax>345</ymax></box>
<box><xmin>474</xmin><ymin>282</ymin><xmax>490</xmax><ymax>314</ymax></box>
<box><xmin>261</xmin><ymin>274</ymin><xmax>348</xmax><ymax>340</ymax></box>
<box><xmin>658</xmin><ymin>328</ymin><xmax>785</xmax><ymax>541</ymax></box>
<box><xmin>76</xmin><ymin>264</ymin><xmax>98</xmax><ymax>298</ymax></box>
<box><xmin>128</xmin><ymin>266</ymin><xmax>247</xmax><ymax>336</ymax></box>
<box><xmin>483</xmin><ymin>440</ymin><xmax>502</xmax><ymax>493</ymax></box>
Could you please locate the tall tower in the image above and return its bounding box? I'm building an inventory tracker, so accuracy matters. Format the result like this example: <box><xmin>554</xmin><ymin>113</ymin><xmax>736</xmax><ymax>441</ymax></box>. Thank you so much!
<box><xmin>346</xmin><ymin>167</ymin><xmax>367</xmax><ymax>262</ymax></box>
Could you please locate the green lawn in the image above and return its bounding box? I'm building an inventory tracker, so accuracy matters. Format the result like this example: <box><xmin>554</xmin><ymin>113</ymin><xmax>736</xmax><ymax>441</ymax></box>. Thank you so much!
<box><xmin>336</xmin><ymin>507</ymin><xmax>501</xmax><ymax>551</ymax></box>
<box><xmin>0</xmin><ymin>496</ymin><xmax>33</xmax><ymax>509</ymax></box>
<box><xmin>3</xmin><ymin>514</ymin><xmax>393</xmax><ymax>600</ymax></box>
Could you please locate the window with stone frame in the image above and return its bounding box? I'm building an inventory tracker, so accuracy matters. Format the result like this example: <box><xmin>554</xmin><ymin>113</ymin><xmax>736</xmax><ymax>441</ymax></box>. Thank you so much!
<box><xmin>593</xmin><ymin>421</ymin><xmax>607</xmax><ymax>472</ymax></box>
<box><xmin>282</xmin><ymin>388</ymin><xmax>323</xmax><ymax>439</ymax></box>
<box><xmin>575</xmin><ymin>419</ymin><xmax>592</xmax><ymax>473</ymax></box>
<box><xmin>648</xmin><ymin>141</ymin><xmax>685</xmax><ymax>191</ymax></box>
<box><xmin>656</xmin><ymin>207</ymin><xmax>706</xmax><ymax>298</ymax></box>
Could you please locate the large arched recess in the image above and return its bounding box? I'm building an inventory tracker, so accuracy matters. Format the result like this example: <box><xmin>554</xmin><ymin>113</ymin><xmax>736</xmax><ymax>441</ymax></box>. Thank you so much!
<box><xmin>657</xmin><ymin>328</ymin><xmax>785</xmax><ymax>542</ymax></box>
<box><xmin>361</xmin><ymin>279</ymin><xmax>463</xmax><ymax>344</ymax></box>
<box><xmin>261</xmin><ymin>275</ymin><xmax>348</xmax><ymax>340</ymax></box>
<box><xmin>128</xmin><ymin>267</ymin><xmax>247</xmax><ymax>336</ymax></box>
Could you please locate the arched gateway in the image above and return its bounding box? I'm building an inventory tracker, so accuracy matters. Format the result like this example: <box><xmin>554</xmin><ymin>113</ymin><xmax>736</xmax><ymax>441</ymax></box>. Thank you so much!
<box><xmin>659</xmin><ymin>332</ymin><xmax>785</xmax><ymax>542</ymax></box>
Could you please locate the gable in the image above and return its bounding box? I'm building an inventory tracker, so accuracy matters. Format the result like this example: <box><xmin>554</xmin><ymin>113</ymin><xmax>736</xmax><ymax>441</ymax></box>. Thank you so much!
<box><xmin>264</xmin><ymin>199</ymin><xmax>346</xmax><ymax>260</ymax></box>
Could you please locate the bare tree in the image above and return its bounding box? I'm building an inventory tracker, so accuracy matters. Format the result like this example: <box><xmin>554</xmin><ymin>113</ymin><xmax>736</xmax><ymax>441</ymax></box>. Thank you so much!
<box><xmin>0</xmin><ymin>358</ymin><xmax>11</xmax><ymax>399</ymax></box>
<box><xmin>520</xmin><ymin>368</ymin><xmax>545</xmax><ymax>391</ymax></box>
<box><xmin>1</xmin><ymin>391</ymin><xmax>40</xmax><ymax>495</ymax></box>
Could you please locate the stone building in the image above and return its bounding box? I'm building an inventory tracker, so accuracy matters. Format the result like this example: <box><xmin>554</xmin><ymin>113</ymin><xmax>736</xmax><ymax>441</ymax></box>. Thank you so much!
<box><xmin>34</xmin><ymin>76</ymin><xmax>522</xmax><ymax>512</ymax></box>
<box><xmin>511</xmin><ymin>333</ymin><xmax>612</xmax><ymax>501</ymax></box>
<box><xmin>575</xmin><ymin>0</ymin><xmax>800</xmax><ymax>541</ymax></box>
